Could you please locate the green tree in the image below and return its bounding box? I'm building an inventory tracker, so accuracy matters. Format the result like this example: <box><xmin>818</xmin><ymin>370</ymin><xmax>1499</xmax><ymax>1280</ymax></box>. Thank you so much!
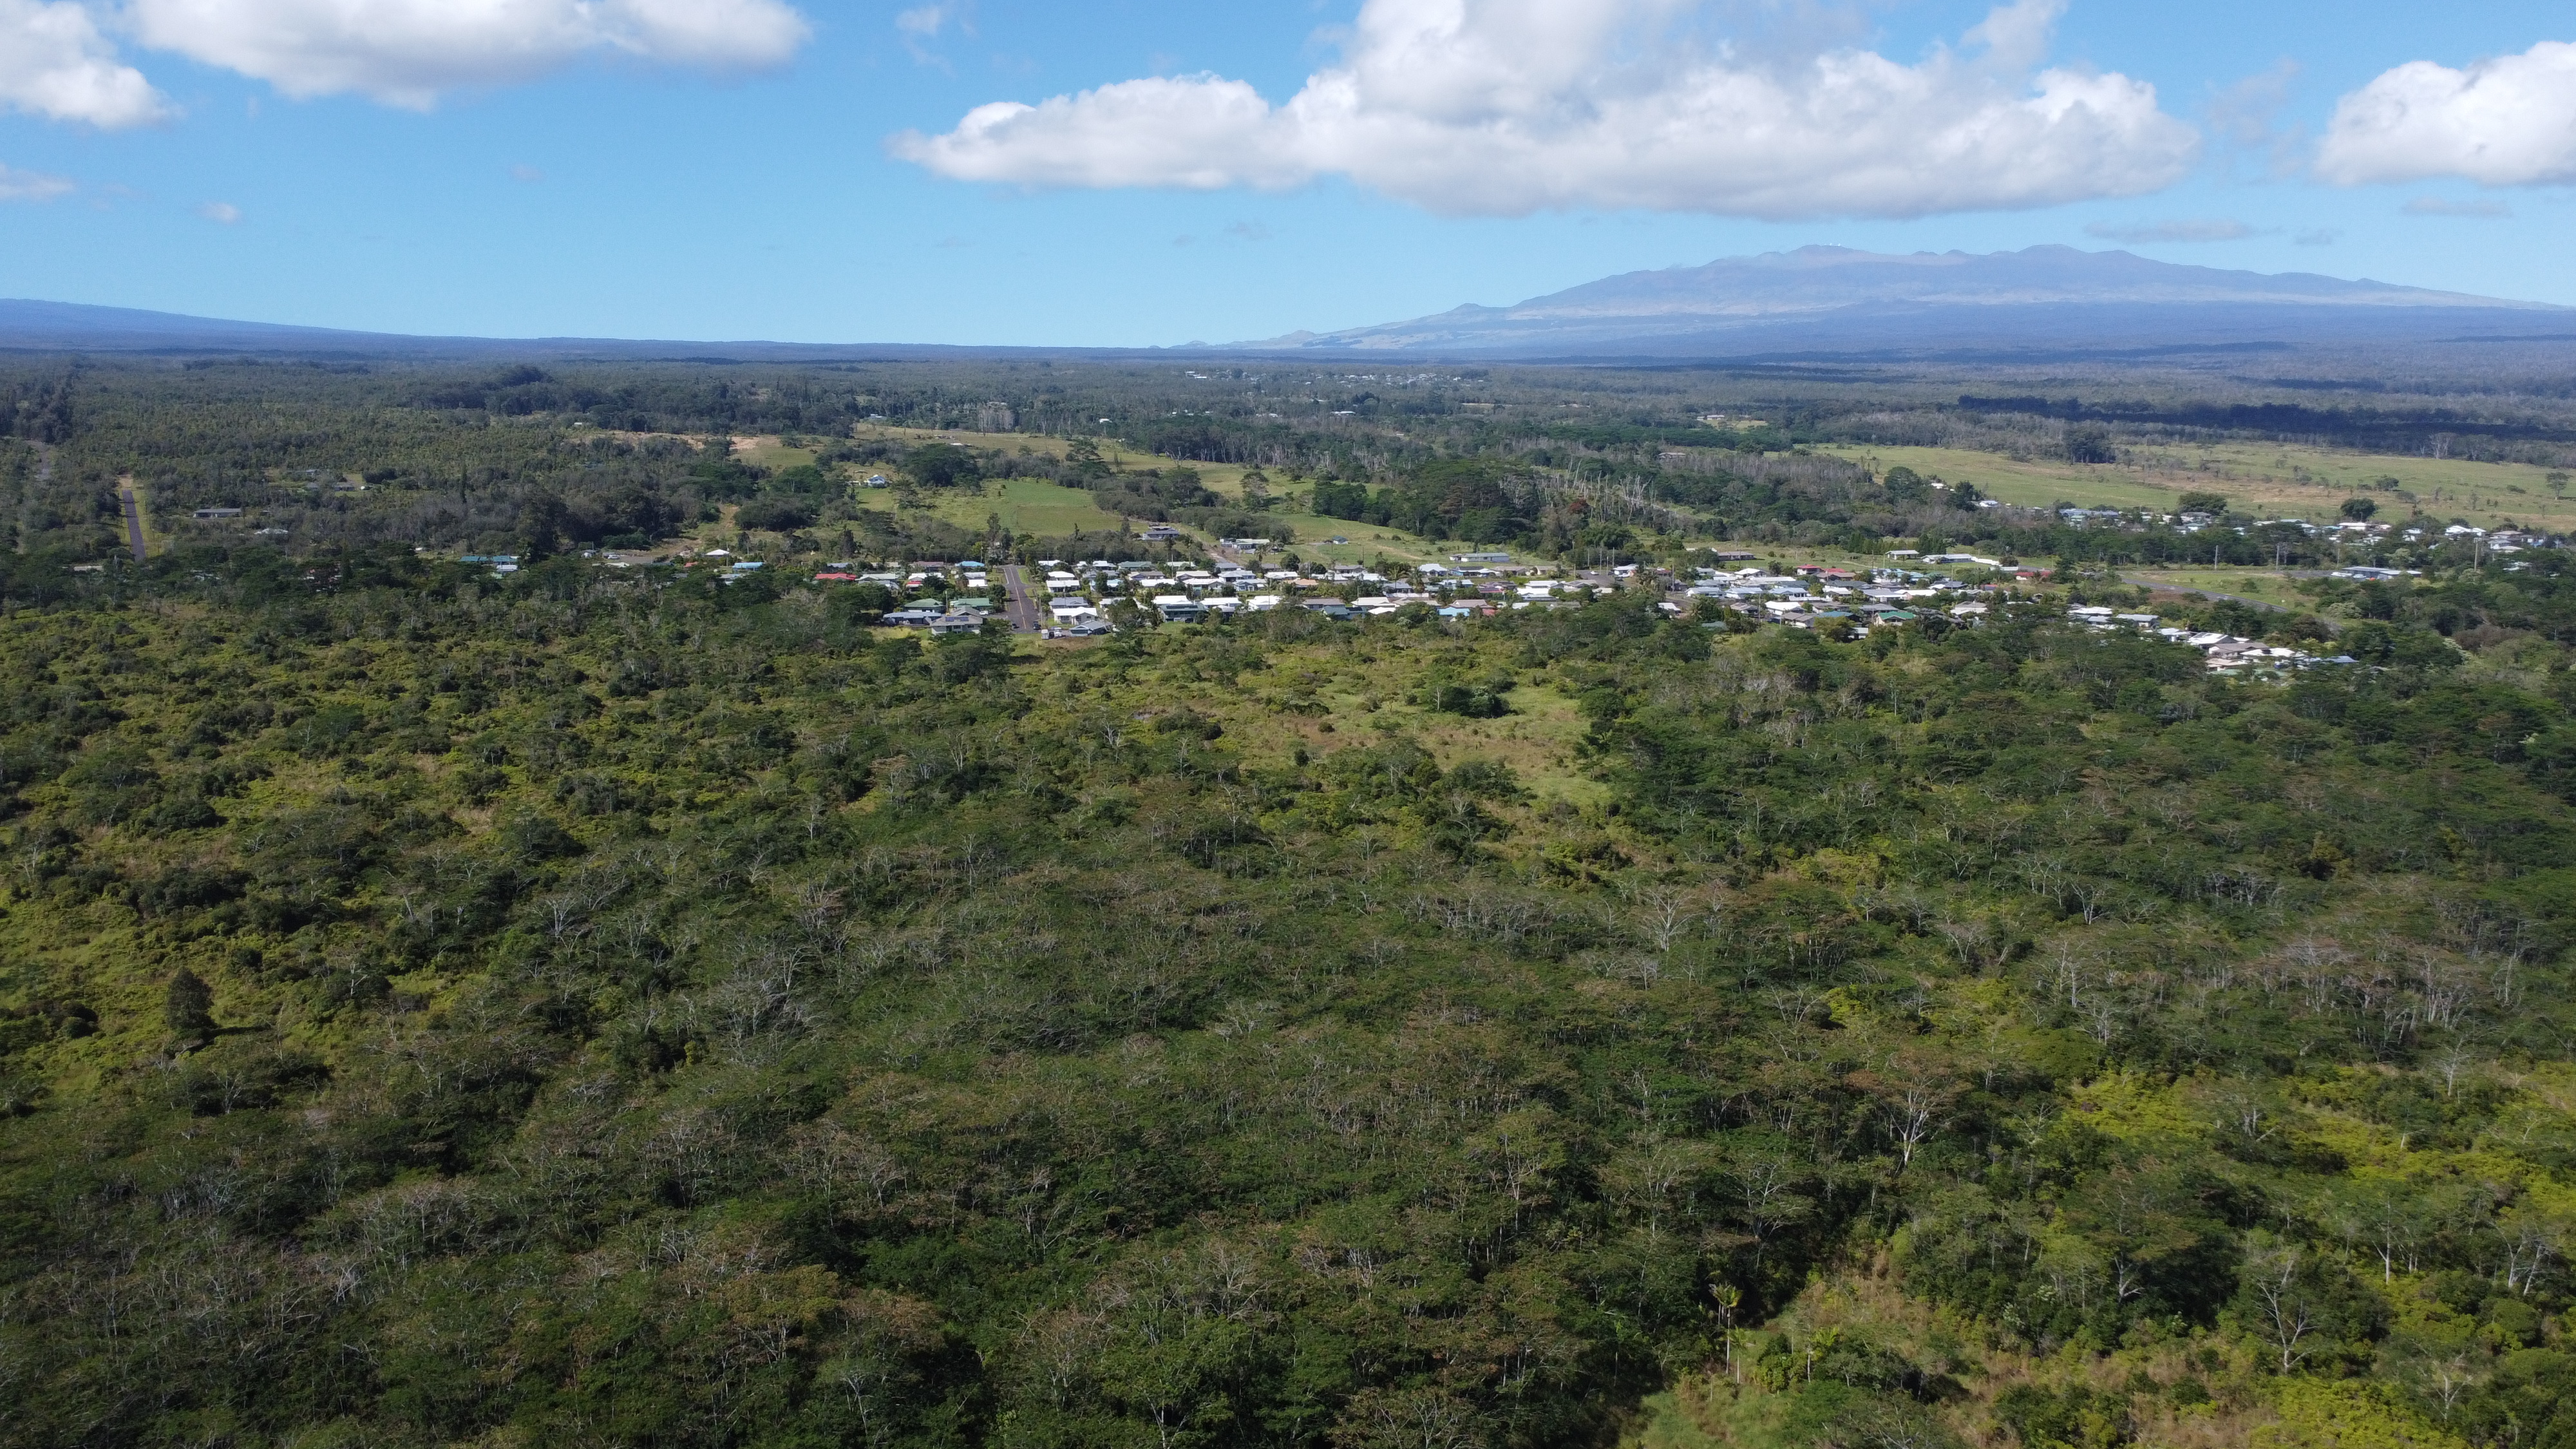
<box><xmin>518</xmin><ymin>490</ymin><xmax>567</xmax><ymax>561</ymax></box>
<box><xmin>164</xmin><ymin>967</ymin><xmax>215</xmax><ymax>1040</ymax></box>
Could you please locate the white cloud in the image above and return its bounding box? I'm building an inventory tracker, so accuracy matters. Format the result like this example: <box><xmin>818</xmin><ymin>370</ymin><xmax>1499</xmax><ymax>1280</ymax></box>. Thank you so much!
<box><xmin>2083</xmin><ymin>218</ymin><xmax>2256</xmax><ymax>243</ymax></box>
<box><xmin>0</xmin><ymin>0</ymin><xmax>171</xmax><ymax>126</ymax></box>
<box><xmin>197</xmin><ymin>200</ymin><xmax>241</xmax><ymax>222</ymax></box>
<box><xmin>2316</xmin><ymin>40</ymin><xmax>2576</xmax><ymax>187</ymax></box>
<box><xmin>890</xmin><ymin>0</ymin><xmax>2199</xmax><ymax>220</ymax></box>
<box><xmin>895</xmin><ymin>6</ymin><xmax>945</xmax><ymax>39</ymax></box>
<box><xmin>0</xmin><ymin>162</ymin><xmax>76</xmax><ymax>200</ymax></box>
<box><xmin>126</xmin><ymin>0</ymin><xmax>813</xmax><ymax>108</ymax></box>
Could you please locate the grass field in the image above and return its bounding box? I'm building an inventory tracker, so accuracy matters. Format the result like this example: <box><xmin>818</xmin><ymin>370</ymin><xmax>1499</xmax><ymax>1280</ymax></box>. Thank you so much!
<box><xmin>837</xmin><ymin>427</ymin><xmax>1459</xmax><ymax>565</ymax></box>
<box><xmin>851</xmin><ymin>477</ymin><xmax>1132</xmax><ymax>540</ymax></box>
<box><xmin>2119</xmin><ymin>565</ymin><xmax>2318</xmax><ymax>604</ymax></box>
<box><xmin>1824</xmin><ymin>442</ymin><xmax>2575</xmax><ymax>531</ymax></box>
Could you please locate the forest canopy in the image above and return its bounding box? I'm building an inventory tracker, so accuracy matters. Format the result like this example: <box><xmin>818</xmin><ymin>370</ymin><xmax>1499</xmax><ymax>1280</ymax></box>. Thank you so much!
<box><xmin>1</xmin><ymin>354</ymin><xmax>2575</xmax><ymax>1449</ymax></box>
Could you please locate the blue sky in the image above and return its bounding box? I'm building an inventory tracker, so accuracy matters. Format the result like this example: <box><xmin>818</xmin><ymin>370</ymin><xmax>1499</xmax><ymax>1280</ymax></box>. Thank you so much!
<box><xmin>0</xmin><ymin>0</ymin><xmax>2570</xmax><ymax>345</ymax></box>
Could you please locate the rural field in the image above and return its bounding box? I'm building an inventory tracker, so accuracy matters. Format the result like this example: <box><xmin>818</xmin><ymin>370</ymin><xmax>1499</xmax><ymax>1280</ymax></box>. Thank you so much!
<box><xmin>1825</xmin><ymin>442</ymin><xmax>2574</xmax><ymax>531</ymax></box>
<box><xmin>789</xmin><ymin>426</ymin><xmax>1466</xmax><ymax>565</ymax></box>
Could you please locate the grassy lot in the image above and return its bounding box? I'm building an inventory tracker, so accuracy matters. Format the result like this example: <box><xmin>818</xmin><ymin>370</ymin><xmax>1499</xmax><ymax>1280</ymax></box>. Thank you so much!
<box><xmin>1824</xmin><ymin>442</ymin><xmax>2574</xmax><ymax>531</ymax></box>
<box><xmin>727</xmin><ymin>436</ymin><xmax>817</xmax><ymax>471</ymax></box>
<box><xmin>845</xmin><ymin>427</ymin><xmax>1460</xmax><ymax>565</ymax></box>
<box><xmin>851</xmin><ymin>477</ymin><xmax>1133</xmax><ymax>540</ymax></box>
<box><xmin>2120</xmin><ymin>566</ymin><xmax>2309</xmax><ymax>604</ymax></box>
<box><xmin>1179</xmin><ymin>646</ymin><xmax>1611</xmax><ymax>809</ymax></box>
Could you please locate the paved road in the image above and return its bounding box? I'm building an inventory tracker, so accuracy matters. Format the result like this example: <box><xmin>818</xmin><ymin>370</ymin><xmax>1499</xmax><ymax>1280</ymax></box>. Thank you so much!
<box><xmin>117</xmin><ymin>478</ymin><xmax>147</xmax><ymax>563</ymax></box>
<box><xmin>999</xmin><ymin>564</ymin><xmax>1044</xmax><ymax>632</ymax></box>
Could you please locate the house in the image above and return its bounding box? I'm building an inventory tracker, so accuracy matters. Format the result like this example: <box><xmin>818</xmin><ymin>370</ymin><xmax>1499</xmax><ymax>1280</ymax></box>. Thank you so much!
<box><xmin>192</xmin><ymin>507</ymin><xmax>245</xmax><ymax>520</ymax></box>
<box><xmin>1157</xmin><ymin>600</ymin><xmax>1208</xmax><ymax>623</ymax></box>
<box><xmin>1452</xmin><ymin>551</ymin><xmax>1511</xmax><ymax>564</ymax></box>
<box><xmin>927</xmin><ymin>614</ymin><xmax>985</xmax><ymax>636</ymax></box>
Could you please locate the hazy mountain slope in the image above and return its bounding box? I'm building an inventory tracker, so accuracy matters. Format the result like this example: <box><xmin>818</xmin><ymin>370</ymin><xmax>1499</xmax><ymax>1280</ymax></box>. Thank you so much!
<box><xmin>1255</xmin><ymin>245</ymin><xmax>2568</xmax><ymax>357</ymax></box>
<box><xmin>0</xmin><ymin>300</ymin><xmax>1033</xmax><ymax>361</ymax></box>
<box><xmin>0</xmin><ymin>299</ymin><xmax>412</xmax><ymax>353</ymax></box>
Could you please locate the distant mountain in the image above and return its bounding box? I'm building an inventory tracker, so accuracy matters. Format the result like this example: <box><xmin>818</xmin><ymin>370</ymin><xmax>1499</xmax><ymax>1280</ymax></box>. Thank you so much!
<box><xmin>0</xmin><ymin>299</ymin><xmax>422</xmax><ymax>354</ymax></box>
<box><xmin>8</xmin><ymin>247</ymin><xmax>2566</xmax><ymax>363</ymax></box>
<box><xmin>0</xmin><ymin>299</ymin><xmax>1052</xmax><ymax>361</ymax></box>
<box><xmin>1247</xmin><ymin>245</ymin><xmax>2569</xmax><ymax>359</ymax></box>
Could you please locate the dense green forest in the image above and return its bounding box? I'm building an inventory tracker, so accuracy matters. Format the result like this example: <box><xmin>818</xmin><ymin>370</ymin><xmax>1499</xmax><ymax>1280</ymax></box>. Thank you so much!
<box><xmin>3</xmin><ymin>354</ymin><xmax>2576</xmax><ymax>1449</ymax></box>
<box><xmin>0</xmin><ymin>531</ymin><xmax>2571</xmax><ymax>1448</ymax></box>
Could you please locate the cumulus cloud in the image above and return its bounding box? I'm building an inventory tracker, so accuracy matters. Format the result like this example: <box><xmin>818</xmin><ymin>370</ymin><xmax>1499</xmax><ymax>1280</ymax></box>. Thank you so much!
<box><xmin>890</xmin><ymin>0</ymin><xmax>2200</xmax><ymax>219</ymax></box>
<box><xmin>198</xmin><ymin>200</ymin><xmax>241</xmax><ymax>222</ymax></box>
<box><xmin>2316</xmin><ymin>40</ymin><xmax>2576</xmax><ymax>187</ymax></box>
<box><xmin>2083</xmin><ymin>217</ymin><xmax>2255</xmax><ymax>243</ymax></box>
<box><xmin>0</xmin><ymin>0</ymin><xmax>172</xmax><ymax>126</ymax></box>
<box><xmin>0</xmin><ymin>162</ymin><xmax>76</xmax><ymax>200</ymax></box>
<box><xmin>125</xmin><ymin>0</ymin><xmax>813</xmax><ymax>108</ymax></box>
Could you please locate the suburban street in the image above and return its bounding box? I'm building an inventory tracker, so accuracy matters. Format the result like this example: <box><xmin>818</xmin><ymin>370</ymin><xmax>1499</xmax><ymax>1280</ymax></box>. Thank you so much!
<box><xmin>999</xmin><ymin>564</ymin><xmax>1044</xmax><ymax>632</ymax></box>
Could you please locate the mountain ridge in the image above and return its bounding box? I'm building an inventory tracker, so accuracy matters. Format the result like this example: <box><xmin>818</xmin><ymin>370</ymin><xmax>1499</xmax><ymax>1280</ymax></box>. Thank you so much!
<box><xmin>0</xmin><ymin>299</ymin><xmax>1159</xmax><ymax>362</ymax></box>
<box><xmin>3</xmin><ymin>246</ymin><xmax>2565</xmax><ymax>363</ymax></box>
<box><xmin>1238</xmin><ymin>244</ymin><xmax>2566</xmax><ymax>357</ymax></box>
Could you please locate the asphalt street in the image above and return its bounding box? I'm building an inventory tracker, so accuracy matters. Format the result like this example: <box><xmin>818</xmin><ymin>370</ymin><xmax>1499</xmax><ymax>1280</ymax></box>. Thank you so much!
<box><xmin>999</xmin><ymin>564</ymin><xmax>1044</xmax><ymax>632</ymax></box>
<box><xmin>117</xmin><ymin>480</ymin><xmax>147</xmax><ymax>563</ymax></box>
